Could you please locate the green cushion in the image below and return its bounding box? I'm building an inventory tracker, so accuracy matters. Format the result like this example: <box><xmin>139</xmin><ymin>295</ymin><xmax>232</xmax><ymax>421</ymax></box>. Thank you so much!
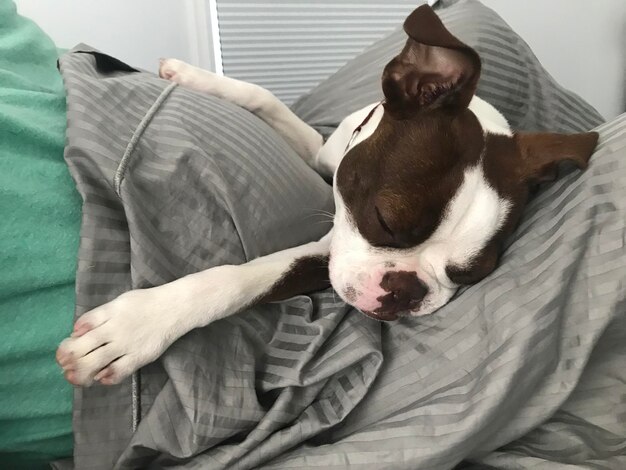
<box><xmin>0</xmin><ymin>0</ymin><xmax>79</xmax><ymax>466</ymax></box>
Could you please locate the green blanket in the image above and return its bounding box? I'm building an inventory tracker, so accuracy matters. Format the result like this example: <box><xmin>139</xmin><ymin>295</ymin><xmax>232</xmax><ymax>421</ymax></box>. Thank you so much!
<box><xmin>0</xmin><ymin>0</ymin><xmax>78</xmax><ymax>466</ymax></box>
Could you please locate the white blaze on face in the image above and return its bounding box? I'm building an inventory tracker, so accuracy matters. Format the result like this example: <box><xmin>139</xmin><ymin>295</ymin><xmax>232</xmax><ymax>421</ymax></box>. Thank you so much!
<box><xmin>328</xmin><ymin>96</ymin><xmax>513</xmax><ymax>317</ymax></box>
<box><xmin>330</xmin><ymin>164</ymin><xmax>510</xmax><ymax>316</ymax></box>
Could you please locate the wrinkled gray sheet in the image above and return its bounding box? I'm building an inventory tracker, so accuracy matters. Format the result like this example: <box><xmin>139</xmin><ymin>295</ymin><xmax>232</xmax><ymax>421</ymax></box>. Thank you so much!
<box><xmin>60</xmin><ymin>10</ymin><xmax>625</xmax><ymax>470</ymax></box>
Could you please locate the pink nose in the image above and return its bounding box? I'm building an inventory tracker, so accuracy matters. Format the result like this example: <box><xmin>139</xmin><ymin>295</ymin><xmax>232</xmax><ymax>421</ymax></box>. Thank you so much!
<box><xmin>362</xmin><ymin>270</ymin><xmax>427</xmax><ymax>321</ymax></box>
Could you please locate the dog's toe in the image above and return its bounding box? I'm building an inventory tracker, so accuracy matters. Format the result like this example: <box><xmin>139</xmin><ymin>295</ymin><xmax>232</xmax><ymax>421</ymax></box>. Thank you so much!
<box><xmin>57</xmin><ymin>335</ymin><xmax>122</xmax><ymax>386</ymax></box>
<box><xmin>95</xmin><ymin>356</ymin><xmax>135</xmax><ymax>385</ymax></box>
<box><xmin>56</xmin><ymin>307</ymin><xmax>118</xmax><ymax>385</ymax></box>
<box><xmin>71</xmin><ymin>309</ymin><xmax>108</xmax><ymax>337</ymax></box>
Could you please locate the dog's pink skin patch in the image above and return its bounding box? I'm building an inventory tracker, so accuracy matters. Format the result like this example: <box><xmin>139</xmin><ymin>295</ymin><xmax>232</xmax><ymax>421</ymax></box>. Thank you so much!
<box><xmin>72</xmin><ymin>319</ymin><xmax>92</xmax><ymax>337</ymax></box>
<box><xmin>350</xmin><ymin>269</ymin><xmax>388</xmax><ymax>312</ymax></box>
<box><xmin>64</xmin><ymin>369</ymin><xmax>80</xmax><ymax>386</ymax></box>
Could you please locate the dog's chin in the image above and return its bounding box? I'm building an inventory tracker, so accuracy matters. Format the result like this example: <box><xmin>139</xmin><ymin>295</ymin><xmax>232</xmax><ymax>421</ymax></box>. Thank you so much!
<box><xmin>359</xmin><ymin>309</ymin><xmax>401</xmax><ymax>322</ymax></box>
<box><xmin>357</xmin><ymin>308</ymin><xmax>415</xmax><ymax>322</ymax></box>
<box><xmin>357</xmin><ymin>300</ymin><xmax>443</xmax><ymax>322</ymax></box>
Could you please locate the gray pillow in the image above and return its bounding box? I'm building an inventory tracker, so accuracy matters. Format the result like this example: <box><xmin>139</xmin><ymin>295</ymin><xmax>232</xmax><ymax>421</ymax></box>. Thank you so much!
<box><xmin>291</xmin><ymin>0</ymin><xmax>604</xmax><ymax>137</ymax></box>
<box><xmin>59</xmin><ymin>47</ymin><xmax>335</xmax><ymax>466</ymax></box>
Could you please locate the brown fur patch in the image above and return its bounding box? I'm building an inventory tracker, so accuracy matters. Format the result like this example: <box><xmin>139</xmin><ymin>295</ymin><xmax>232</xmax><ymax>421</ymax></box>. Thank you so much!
<box><xmin>261</xmin><ymin>256</ymin><xmax>330</xmax><ymax>303</ymax></box>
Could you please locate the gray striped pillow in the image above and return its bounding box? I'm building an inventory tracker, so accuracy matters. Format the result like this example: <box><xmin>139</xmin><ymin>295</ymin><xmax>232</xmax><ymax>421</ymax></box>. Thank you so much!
<box><xmin>291</xmin><ymin>0</ymin><xmax>604</xmax><ymax>136</ymax></box>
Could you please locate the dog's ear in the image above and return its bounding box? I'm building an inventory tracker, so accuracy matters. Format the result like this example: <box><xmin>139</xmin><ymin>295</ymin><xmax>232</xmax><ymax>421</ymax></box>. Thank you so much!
<box><xmin>515</xmin><ymin>132</ymin><xmax>599</xmax><ymax>184</ymax></box>
<box><xmin>382</xmin><ymin>5</ymin><xmax>481</xmax><ymax>118</ymax></box>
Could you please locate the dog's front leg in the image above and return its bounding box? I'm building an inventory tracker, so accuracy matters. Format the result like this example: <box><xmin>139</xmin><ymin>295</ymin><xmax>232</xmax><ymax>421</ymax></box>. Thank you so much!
<box><xmin>56</xmin><ymin>231</ymin><xmax>332</xmax><ymax>386</ymax></box>
<box><xmin>159</xmin><ymin>59</ymin><xmax>324</xmax><ymax>171</ymax></box>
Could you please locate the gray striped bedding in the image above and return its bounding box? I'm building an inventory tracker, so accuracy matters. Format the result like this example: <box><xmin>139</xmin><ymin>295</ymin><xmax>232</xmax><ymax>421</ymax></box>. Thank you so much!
<box><xmin>58</xmin><ymin>1</ymin><xmax>624</xmax><ymax>468</ymax></box>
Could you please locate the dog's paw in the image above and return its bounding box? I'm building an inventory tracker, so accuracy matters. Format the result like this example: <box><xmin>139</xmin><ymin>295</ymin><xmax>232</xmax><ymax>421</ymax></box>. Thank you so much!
<box><xmin>159</xmin><ymin>58</ymin><xmax>228</xmax><ymax>98</ymax></box>
<box><xmin>56</xmin><ymin>288</ymin><xmax>182</xmax><ymax>386</ymax></box>
<box><xmin>159</xmin><ymin>58</ymin><xmax>213</xmax><ymax>87</ymax></box>
<box><xmin>159</xmin><ymin>58</ymin><xmax>188</xmax><ymax>82</ymax></box>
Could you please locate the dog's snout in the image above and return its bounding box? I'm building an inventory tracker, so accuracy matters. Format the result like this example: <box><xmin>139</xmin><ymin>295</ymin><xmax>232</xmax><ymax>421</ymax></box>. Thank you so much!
<box><xmin>370</xmin><ymin>270</ymin><xmax>427</xmax><ymax>320</ymax></box>
<box><xmin>335</xmin><ymin>265</ymin><xmax>430</xmax><ymax>322</ymax></box>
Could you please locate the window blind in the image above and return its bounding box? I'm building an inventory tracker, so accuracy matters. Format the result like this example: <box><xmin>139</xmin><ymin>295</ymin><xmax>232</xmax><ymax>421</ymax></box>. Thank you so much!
<box><xmin>215</xmin><ymin>1</ymin><xmax>429</xmax><ymax>105</ymax></box>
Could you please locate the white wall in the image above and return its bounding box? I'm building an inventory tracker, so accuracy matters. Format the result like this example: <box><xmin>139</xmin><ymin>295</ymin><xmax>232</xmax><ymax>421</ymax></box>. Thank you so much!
<box><xmin>15</xmin><ymin>0</ymin><xmax>626</xmax><ymax>119</ymax></box>
<box><xmin>14</xmin><ymin>0</ymin><xmax>199</xmax><ymax>72</ymax></box>
<box><xmin>481</xmin><ymin>0</ymin><xmax>626</xmax><ymax>119</ymax></box>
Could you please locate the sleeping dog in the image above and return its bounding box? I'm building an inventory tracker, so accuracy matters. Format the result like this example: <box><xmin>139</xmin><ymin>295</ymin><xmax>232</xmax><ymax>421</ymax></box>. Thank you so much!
<box><xmin>57</xmin><ymin>5</ymin><xmax>598</xmax><ymax>386</ymax></box>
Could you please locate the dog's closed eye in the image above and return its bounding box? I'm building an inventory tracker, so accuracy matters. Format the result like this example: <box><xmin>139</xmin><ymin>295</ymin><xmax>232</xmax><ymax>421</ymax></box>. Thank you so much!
<box><xmin>375</xmin><ymin>205</ymin><xmax>394</xmax><ymax>236</ymax></box>
<box><xmin>375</xmin><ymin>205</ymin><xmax>429</xmax><ymax>249</ymax></box>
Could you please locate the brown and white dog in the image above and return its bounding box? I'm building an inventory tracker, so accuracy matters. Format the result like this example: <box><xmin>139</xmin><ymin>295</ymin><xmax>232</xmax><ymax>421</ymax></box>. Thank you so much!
<box><xmin>57</xmin><ymin>5</ymin><xmax>598</xmax><ymax>386</ymax></box>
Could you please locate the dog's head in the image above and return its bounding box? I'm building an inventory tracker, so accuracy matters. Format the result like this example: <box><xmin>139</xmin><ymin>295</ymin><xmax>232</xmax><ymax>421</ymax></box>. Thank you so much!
<box><xmin>329</xmin><ymin>5</ymin><xmax>598</xmax><ymax>321</ymax></box>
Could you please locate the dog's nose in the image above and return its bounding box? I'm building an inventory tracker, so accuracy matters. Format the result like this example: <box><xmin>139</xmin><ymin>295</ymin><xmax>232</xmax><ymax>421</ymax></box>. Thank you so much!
<box><xmin>364</xmin><ymin>271</ymin><xmax>428</xmax><ymax>321</ymax></box>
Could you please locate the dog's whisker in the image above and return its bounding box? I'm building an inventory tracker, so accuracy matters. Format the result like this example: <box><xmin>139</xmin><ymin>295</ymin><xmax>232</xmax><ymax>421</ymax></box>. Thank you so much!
<box><xmin>302</xmin><ymin>212</ymin><xmax>334</xmax><ymax>222</ymax></box>
<box><xmin>301</xmin><ymin>212</ymin><xmax>331</xmax><ymax>220</ymax></box>
<box><xmin>306</xmin><ymin>208</ymin><xmax>335</xmax><ymax>218</ymax></box>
